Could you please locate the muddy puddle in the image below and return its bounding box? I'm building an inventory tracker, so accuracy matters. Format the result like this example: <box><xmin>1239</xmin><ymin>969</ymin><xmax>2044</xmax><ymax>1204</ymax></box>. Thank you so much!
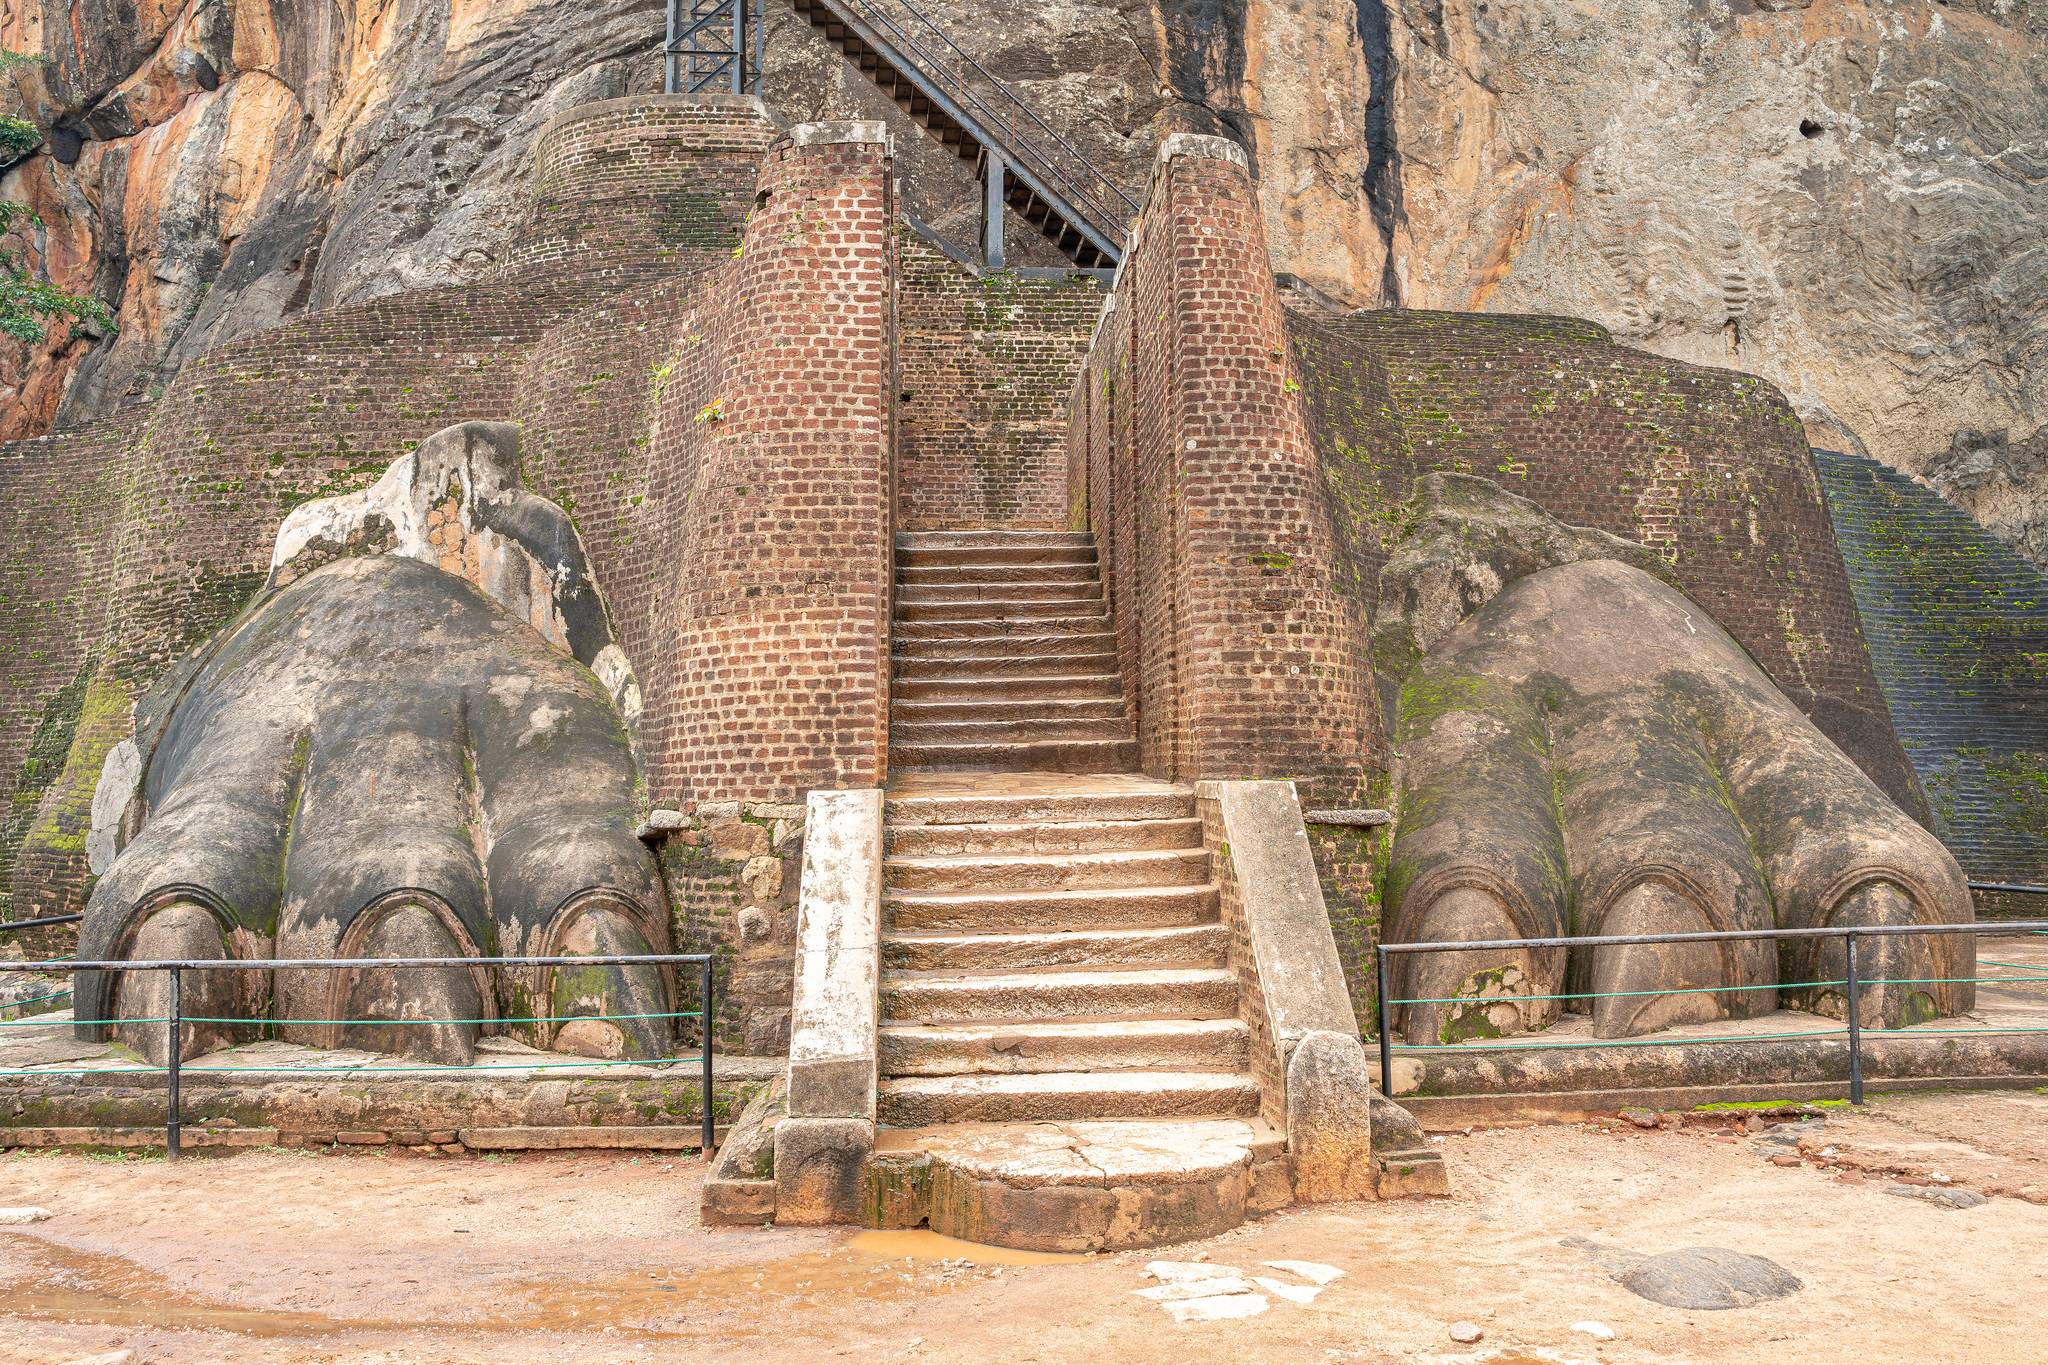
<box><xmin>0</xmin><ymin>1224</ymin><xmax>1086</xmax><ymax>1344</ymax></box>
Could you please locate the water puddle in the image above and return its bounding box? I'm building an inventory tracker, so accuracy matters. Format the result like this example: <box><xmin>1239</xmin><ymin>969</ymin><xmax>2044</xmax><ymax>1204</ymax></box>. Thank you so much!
<box><xmin>847</xmin><ymin>1227</ymin><xmax>1086</xmax><ymax>1266</ymax></box>
<box><xmin>0</xmin><ymin>1237</ymin><xmax>375</xmax><ymax>1339</ymax></box>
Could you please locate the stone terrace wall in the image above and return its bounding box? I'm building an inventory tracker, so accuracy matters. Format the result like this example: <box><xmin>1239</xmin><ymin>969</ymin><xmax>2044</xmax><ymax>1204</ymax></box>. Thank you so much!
<box><xmin>1816</xmin><ymin>448</ymin><xmax>2048</xmax><ymax>904</ymax></box>
<box><xmin>895</xmin><ymin>235</ymin><xmax>1104</xmax><ymax>530</ymax></box>
<box><xmin>1065</xmin><ymin>136</ymin><xmax>1380</xmax><ymax>806</ymax></box>
<box><xmin>1288</xmin><ymin>307</ymin><xmax>1925</xmax><ymax>821</ymax></box>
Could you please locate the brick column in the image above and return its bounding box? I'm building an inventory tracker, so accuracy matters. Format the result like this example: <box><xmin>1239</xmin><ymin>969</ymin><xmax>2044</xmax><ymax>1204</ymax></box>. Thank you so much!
<box><xmin>655</xmin><ymin>122</ymin><xmax>897</xmax><ymax>804</ymax></box>
<box><xmin>1073</xmin><ymin>135</ymin><xmax>1380</xmax><ymax>802</ymax></box>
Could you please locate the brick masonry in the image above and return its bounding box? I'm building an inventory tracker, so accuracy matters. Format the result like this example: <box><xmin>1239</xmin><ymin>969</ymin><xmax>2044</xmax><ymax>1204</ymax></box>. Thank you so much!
<box><xmin>1066</xmin><ymin>136</ymin><xmax>1382</xmax><ymax>809</ymax></box>
<box><xmin>1814</xmin><ymin>447</ymin><xmax>2048</xmax><ymax>905</ymax></box>
<box><xmin>895</xmin><ymin>235</ymin><xmax>1104</xmax><ymax>530</ymax></box>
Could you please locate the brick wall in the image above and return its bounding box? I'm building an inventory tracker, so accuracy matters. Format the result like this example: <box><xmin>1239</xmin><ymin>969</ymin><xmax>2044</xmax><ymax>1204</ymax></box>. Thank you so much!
<box><xmin>1066</xmin><ymin>136</ymin><xmax>1382</xmax><ymax>806</ymax></box>
<box><xmin>1288</xmin><ymin>306</ymin><xmax>1924</xmax><ymax>818</ymax></box>
<box><xmin>1815</xmin><ymin>448</ymin><xmax>2048</xmax><ymax>903</ymax></box>
<box><xmin>895</xmin><ymin>235</ymin><xmax>1103</xmax><ymax>530</ymax></box>
<box><xmin>0</xmin><ymin>99</ymin><xmax>777</xmax><ymax>975</ymax></box>
<box><xmin>498</xmin><ymin>95</ymin><xmax>780</xmax><ymax>281</ymax></box>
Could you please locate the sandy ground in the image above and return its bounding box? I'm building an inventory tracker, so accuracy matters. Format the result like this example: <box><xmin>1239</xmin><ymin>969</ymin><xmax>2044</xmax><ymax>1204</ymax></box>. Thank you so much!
<box><xmin>0</xmin><ymin>1088</ymin><xmax>2041</xmax><ymax>1364</ymax></box>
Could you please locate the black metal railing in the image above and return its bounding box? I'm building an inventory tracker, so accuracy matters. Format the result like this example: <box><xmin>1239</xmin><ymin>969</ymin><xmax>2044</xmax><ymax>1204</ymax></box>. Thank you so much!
<box><xmin>1374</xmin><ymin>919</ymin><xmax>2048</xmax><ymax>1107</ymax></box>
<box><xmin>825</xmin><ymin>0</ymin><xmax>1134</xmax><ymax>249</ymax></box>
<box><xmin>0</xmin><ymin>946</ymin><xmax>717</xmax><ymax>1159</ymax></box>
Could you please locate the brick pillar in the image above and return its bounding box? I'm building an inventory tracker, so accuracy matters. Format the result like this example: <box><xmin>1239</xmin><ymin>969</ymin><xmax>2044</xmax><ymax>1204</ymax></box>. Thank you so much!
<box><xmin>1076</xmin><ymin>135</ymin><xmax>1380</xmax><ymax>803</ymax></box>
<box><xmin>658</xmin><ymin>121</ymin><xmax>897</xmax><ymax>804</ymax></box>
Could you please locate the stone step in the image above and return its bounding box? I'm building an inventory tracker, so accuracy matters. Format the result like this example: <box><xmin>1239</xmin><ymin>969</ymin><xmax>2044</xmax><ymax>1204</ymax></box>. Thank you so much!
<box><xmin>879</xmin><ymin>1018</ymin><xmax>1252</xmax><ymax>1077</ymax></box>
<box><xmin>898</xmin><ymin>561</ymin><xmax>1098</xmax><ymax>586</ymax></box>
<box><xmin>892</xmin><ymin>738</ymin><xmax>1139</xmax><ymax>773</ymax></box>
<box><xmin>882</xmin><ymin>966</ymin><xmax>1239</xmax><ymax>1023</ymax></box>
<box><xmin>882</xmin><ymin>923</ymin><xmax>1229</xmax><ymax>973</ymax></box>
<box><xmin>892</xmin><ymin>614</ymin><xmax>1110</xmax><ymax>642</ymax></box>
<box><xmin>890</xmin><ymin>716</ymin><xmax>1134</xmax><ymax>747</ymax></box>
<box><xmin>885</xmin><ymin>847</ymin><xmax>1208</xmax><ymax>893</ymax></box>
<box><xmin>897</xmin><ymin>545</ymin><xmax>1097</xmax><ymax>570</ymax></box>
<box><xmin>897</xmin><ymin>581</ymin><xmax>1101</xmax><ymax>606</ymax></box>
<box><xmin>893</xmin><ymin>632</ymin><xmax>1117</xmax><ymax>662</ymax></box>
<box><xmin>886</xmin><ymin>816</ymin><xmax>1202</xmax><ymax>857</ymax></box>
<box><xmin>897</xmin><ymin>530</ymin><xmax>1094</xmax><ymax>551</ymax></box>
<box><xmin>896</xmin><ymin>597</ymin><xmax>1107</xmax><ymax>624</ymax></box>
<box><xmin>891</xmin><ymin>696</ymin><xmax>1127</xmax><ymax>726</ymax></box>
<box><xmin>886</xmin><ymin>786</ymin><xmax>1196</xmax><ymax>827</ymax></box>
<box><xmin>876</xmin><ymin>1069</ymin><xmax>1261</xmax><ymax>1126</ymax></box>
<box><xmin>883</xmin><ymin>883</ymin><xmax>1220</xmax><ymax>933</ymax></box>
<box><xmin>892</xmin><ymin>651</ymin><xmax>1119</xmax><ymax>681</ymax></box>
<box><xmin>891</xmin><ymin>673</ymin><xmax>1126</xmax><ymax>704</ymax></box>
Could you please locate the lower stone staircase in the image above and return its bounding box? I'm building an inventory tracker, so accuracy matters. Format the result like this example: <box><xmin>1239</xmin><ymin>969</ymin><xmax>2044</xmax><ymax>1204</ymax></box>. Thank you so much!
<box><xmin>869</xmin><ymin>527</ymin><xmax>1286</xmax><ymax>1249</ymax></box>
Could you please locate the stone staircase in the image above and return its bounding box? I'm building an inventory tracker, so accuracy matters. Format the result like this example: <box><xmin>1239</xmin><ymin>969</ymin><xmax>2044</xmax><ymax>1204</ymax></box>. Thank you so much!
<box><xmin>891</xmin><ymin>531</ymin><xmax>1137</xmax><ymax>774</ymax></box>
<box><xmin>868</xmin><ymin>527</ymin><xmax>1285</xmax><ymax>1249</ymax></box>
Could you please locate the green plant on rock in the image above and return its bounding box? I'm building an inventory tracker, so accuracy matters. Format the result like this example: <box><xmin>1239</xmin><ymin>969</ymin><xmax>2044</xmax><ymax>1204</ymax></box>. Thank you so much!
<box><xmin>0</xmin><ymin>49</ymin><xmax>115</xmax><ymax>344</ymax></box>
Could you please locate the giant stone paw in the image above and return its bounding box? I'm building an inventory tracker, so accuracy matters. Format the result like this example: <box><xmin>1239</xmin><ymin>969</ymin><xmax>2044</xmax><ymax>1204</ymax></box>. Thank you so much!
<box><xmin>75</xmin><ymin>423</ymin><xmax>672</xmax><ymax>1065</ymax></box>
<box><xmin>1377</xmin><ymin>476</ymin><xmax>1974</xmax><ymax>1045</ymax></box>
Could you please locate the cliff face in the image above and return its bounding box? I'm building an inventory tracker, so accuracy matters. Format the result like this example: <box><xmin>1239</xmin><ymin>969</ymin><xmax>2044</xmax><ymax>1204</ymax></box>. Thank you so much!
<box><xmin>3</xmin><ymin>1</ymin><xmax>2044</xmax><ymax>565</ymax></box>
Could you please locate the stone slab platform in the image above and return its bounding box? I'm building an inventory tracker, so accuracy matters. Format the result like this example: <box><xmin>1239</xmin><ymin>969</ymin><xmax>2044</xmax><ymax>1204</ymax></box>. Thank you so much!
<box><xmin>1392</xmin><ymin>935</ymin><xmax>2048</xmax><ymax>1127</ymax></box>
<box><xmin>0</xmin><ymin>1016</ymin><xmax>776</xmax><ymax>1152</ymax></box>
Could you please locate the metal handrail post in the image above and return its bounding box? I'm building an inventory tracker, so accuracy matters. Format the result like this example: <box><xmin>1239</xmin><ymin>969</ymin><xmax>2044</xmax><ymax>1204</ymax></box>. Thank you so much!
<box><xmin>731</xmin><ymin>0</ymin><xmax>748</xmax><ymax>95</ymax></box>
<box><xmin>982</xmin><ymin>154</ymin><xmax>1006</xmax><ymax>269</ymax></box>
<box><xmin>700</xmin><ymin>956</ymin><xmax>716</xmax><ymax>1155</ymax></box>
<box><xmin>1375</xmin><ymin>944</ymin><xmax>1394</xmax><ymax>1094</ymax></box>
<box><xmin>166</xmin><ymin>965</ymin><xmax>183</xmax><ymax>1159</ymax></box>
<box><xmin>1844</xmin><ymin>932</ymin><xmax>1864</xmax><ymax>1105</ymax></box>
<box><xmin>665</xmin><ymin>1</ymin><xmax>681</xmax><ymax>95</ymax></box>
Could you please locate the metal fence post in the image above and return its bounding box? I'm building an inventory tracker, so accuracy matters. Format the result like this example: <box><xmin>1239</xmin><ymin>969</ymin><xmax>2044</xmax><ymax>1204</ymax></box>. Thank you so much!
<box><xmin>700</xmin><ymin>956</ymin><xmax>715</xmax><ymax>1156</ymax></box>
<box><xmin>1844</xmin><ymin>932</ymin><xmax>1864</xmax><ymax>1106</ymax></box>
<box><xmin>1375</xmin><ymin>944</ymin><xmax>1394</xmax><ymax>1095</ymax></box>
<box><xmin>166</xmin><ymin>965</ymin><xmax>183</xmax><ymax>1160</ymax></box>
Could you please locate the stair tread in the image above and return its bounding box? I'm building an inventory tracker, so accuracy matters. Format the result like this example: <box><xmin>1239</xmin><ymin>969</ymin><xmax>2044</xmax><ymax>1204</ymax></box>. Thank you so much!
<box><xmin>885</xmin><ymin>965</ymin><xmax>1235</xmax><ymax>987</ymax></box>
<box><xmin>886</xmin><ymin>882</ymin><xmax>1217</xmax><ymax>902</ymax></box>
<box><xmin>879</xmin><ymin>1017</ymin><xmax>1247</xmax><ymax>1038</ymax></box>
<box><xmin>878</xmin><ymin>1070</ymin><xmax>1258</xmax><ymax>1095</ymax></box>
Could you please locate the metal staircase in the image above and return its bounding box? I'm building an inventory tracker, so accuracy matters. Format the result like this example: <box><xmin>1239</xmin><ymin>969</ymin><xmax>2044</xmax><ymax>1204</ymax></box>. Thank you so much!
<box><xmin>666</xmin><ymin>0</ymin><xmax>1133</xmax><ymax>268</ymax></box>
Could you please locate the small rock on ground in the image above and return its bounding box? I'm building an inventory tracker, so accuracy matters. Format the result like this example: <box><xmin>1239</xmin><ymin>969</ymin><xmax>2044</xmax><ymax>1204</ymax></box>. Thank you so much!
<box><xmin>0</xmin><ymin>1206</ymin><xmax>52</xmax><ymax>1225</ymax></box>
<box><xmin>1571</xmin><ymin>1320</ymin><xmax>1617</xmax><ymax>1340</ymax></box>
<box><xmin>1449</xmin><ymin>1320</ymin><xmax>1484</xmax><ymax>1343</ymax></box>
<box><xmin>1617</xmin><ymin>1247</ymin><xmax>1802</xmax><ymax>1310</ymax></box>
<box><xmin>1885</xmin><ymin>1184</ymin><xmax>1987</xmax><ymax>1209</ymax></box>
<box><xmin>59</xmin><ymin>1353</ymin><xmax>137</xmax><ymax>1365</ymax></box>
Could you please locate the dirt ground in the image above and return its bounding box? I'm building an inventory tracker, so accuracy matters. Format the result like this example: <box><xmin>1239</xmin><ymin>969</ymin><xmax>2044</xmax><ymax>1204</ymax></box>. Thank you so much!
<box><xmin>0</xmin><ymin>1088</ymin><xmax>2042</xmax><ymax>1364</ymax></box>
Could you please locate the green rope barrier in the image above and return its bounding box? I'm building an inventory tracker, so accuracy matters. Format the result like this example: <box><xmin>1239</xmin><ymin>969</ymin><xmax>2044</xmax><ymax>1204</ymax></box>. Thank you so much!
<box><xmin>0</xmin><ymin>1016</ymin><xmax>165</xmax><ymax>1028</ymax></box>
<box><xmin>0</xmin><ymin>1055</ymin><xmax>710</xmax><ymax>1078</ymax></box>
<box><xmin>181</xmin><ymin>1010</ymin><xmax>703</xmax><ymax>1027</ymax></box>
<box><xmin>0</xmin><ymin>989</ymin><xmax>73</xmax><ymax>1011</ymax></box>
<box><xmin>1390</xmin><ymin>978</ymin><xmax>1844</xmax><ymax>1008</ymax></box>
<box><xmin>1390</xmin><ymin>1028</ymin><xmax>1851</xmax><ymax>1055</ymax></box>
<box><xmin>1977</xmin><ymin>959</ymin><xmax>2048</xmax><ymax>974</ymax></box>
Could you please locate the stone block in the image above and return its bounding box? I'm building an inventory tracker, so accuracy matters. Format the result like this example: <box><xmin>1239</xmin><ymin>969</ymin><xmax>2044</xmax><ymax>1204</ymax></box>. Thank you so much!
<box><xmin>784</xmin><ymin>789</ymin><xmax>883</xmax><ymax>1124</ymax></box>
<box><xmin>701</xmin><ymin>1178</ymin><xmax>777</xmax><ymax>1226</ymax></box>
<box><xmin>1285</xmin><ymin>1030</ymin><xmax>1378</xmax><ymax>1203</ymax></box>
<box><xmin>772</xmin><ymin>1117</ymin><xmax>873</xmax><ymax>1225</ymax></box>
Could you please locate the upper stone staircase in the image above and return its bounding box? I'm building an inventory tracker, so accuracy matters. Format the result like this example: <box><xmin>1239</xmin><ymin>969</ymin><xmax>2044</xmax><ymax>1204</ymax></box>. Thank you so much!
<box><xmin>891</xmin><ymin>531</ymin><xmax>1138</xmax><ymax>773</ymax></box>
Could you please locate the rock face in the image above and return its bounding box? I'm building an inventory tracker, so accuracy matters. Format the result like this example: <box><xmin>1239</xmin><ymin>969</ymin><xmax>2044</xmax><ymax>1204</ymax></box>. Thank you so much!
<box><xmin>3</xmin><ymin>0</ymin><xmax>2043</xmax><ymax>555</ymax></box>
<box><xmin>1355</xmin><ymin>0</ymin><xmax>2048</xmax><ymax>516</ymax></box>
